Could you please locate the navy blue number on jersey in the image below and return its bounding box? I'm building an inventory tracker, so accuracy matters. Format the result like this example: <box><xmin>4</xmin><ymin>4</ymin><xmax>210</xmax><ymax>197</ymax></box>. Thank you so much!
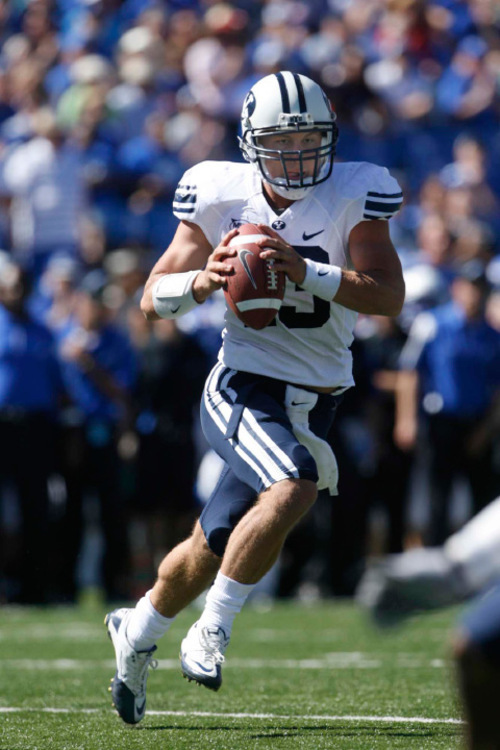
<box><xmin>270</xmin><ymin>246</ymin><xmax>330</xmax><ymax>329</ymax></box>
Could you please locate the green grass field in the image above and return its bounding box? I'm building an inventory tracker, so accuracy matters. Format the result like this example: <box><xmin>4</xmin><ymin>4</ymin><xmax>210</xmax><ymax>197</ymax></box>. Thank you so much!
<box><xmin>0</xmin><ymin>599</ymin><xmax>465</xmax><ymax>749</ymax></box>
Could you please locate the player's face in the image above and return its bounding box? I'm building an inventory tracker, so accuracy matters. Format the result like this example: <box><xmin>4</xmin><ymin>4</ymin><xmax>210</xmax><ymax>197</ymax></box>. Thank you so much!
<box><xmin>258</xmin><ymin>130</ymin><xmax>323</xmax><ymax>181</ymax></box>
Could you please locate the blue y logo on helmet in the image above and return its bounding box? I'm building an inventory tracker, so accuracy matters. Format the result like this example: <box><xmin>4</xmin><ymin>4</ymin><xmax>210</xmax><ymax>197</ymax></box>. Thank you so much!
<box><xmin>242</xmin><ymin>91</ymin><xmax>256</xmax><ymax>120</ymax></box>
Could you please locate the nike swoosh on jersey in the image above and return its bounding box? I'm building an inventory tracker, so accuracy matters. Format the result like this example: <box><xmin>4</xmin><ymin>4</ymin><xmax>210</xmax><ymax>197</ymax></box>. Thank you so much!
<box><xmin>302</xmin><ymin>230</ymin><xmax>324</xmax><ymax>241</ymax></box>
<box><xmin>318</xmin><ymin>270</ymin><xmax>329</xmax><ymax>276</ymax></box>
<box><xmin>238</xmin><ymin>249</ymin><xmax>257</xmax><ymax>289</ymax></box>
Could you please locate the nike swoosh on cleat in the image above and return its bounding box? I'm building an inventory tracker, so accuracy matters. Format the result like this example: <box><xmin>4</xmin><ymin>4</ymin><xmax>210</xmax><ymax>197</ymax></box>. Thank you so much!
<box><xmin>302</xmin><ymin>230</ymin><xmax>324</xmax><ymax>241</ymax></box>
<box><xmin>193</xmin><ymin>661</ymin><xmax>214</xmax><ymax>674</ymax></box>
<box><xmin>170</xmin><ymin>305</ymin><xmax>180</xmax><ymax>313</ymax></box>
<box><xmin>291</xmin><ymin>401</ymin><xmax>308</xmax><ymax>406</ymax></box>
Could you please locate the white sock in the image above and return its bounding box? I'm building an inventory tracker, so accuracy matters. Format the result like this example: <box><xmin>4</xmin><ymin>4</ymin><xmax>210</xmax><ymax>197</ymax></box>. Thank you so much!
<box><xmin>197</xmin><ymin>572</ymin><xmax>256</xmax><ymax>639</ymax></box>
<box><xmin>126</xmin><ymin>590</ymin><xmax>176</xmax><ymax>651</ymax></box>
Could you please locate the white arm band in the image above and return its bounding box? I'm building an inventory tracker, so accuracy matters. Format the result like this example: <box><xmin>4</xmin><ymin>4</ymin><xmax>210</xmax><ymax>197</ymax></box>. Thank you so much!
<box><xmin>300</xmin><ymin>259</ymin><xmax>342</xmax><ymax>301</ymax></box>
<box><xmin>152</xmin><ymin>270</ymin><xmax>201</xmax><ymax>319</ymax></box>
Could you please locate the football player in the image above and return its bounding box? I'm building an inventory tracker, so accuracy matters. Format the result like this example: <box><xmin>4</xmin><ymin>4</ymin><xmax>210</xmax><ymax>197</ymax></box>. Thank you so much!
<box><xmin>105</xmin><ymin>70</ymin><xmax>405</xmax><ymax>724</ymax></box>
<box><xmin>357</xmin><ymin>496</ymin><xmax>500</xmax><ymax>749</ymax></box>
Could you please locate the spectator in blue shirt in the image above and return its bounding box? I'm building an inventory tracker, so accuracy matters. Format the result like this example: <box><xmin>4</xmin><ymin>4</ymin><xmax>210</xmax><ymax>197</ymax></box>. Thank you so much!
<box><xmin>0</xmin><ymin>261</ymin><xmax>64</xmax><ymax>603</ymax></box>
<box><xmin>57</xmin><ymin>269</ymin><xmax>137</xmax><ymax>602</ymax></box>
<box><xmin>395</xmin><ymin>260</ymin><xmax>500</xmax><ymax>544</ymax></box>
<box><xmin>435</xmin><ymin>36</ymin><xmax>496</xmax><ymax>123</ymax></box>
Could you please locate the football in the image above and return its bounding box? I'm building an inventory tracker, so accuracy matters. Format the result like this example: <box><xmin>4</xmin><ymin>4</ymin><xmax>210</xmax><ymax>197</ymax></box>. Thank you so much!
<box><xmin>223</xmin><ymin>223</ymin><xmax>286</xmax><ymax>330</ymax></box>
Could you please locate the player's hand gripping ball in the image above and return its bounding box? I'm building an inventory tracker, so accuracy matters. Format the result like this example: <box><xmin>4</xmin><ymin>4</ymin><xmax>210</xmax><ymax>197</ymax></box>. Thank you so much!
<box><xmin>223</xmin><ymin>223</ymin><xmax>286</xmax><ymax>330</ymax></box>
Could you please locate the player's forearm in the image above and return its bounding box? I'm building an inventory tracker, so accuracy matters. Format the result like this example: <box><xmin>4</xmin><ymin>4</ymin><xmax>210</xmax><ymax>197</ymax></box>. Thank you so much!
<box><xmin>142</xmin><ymin>270</ymin><xmax>202</xmax><ymax>320</ymax></box>
<box><xmin>140</xmin><ymin>256</ymin><xmax>204</xmax><ymax>321</ymax></box>
<box><xmin>141</xmin><ymin>220</ymin><xmax>218</xmax><ymax>320</ymax></box>
<box><xmin>333</xmin><ymin>268</ymin><xmax>405</xmax><ymax>316</ymax></box>
<box><xmin>141</xmin><ymin>274</ymin><xmax>167</xmax><ymax>320</ymax></box>
<box><xmin>141</xmin><ymin>260</ymin><xmax>231</xmax><ymax>319</ymax></box>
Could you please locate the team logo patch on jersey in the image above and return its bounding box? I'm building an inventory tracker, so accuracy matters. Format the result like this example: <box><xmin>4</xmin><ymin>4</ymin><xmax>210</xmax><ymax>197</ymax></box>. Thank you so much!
<box><xmin>229</xmin><ymin>218</ymin><xmax>246</xmax><ymax>229</ymax></box>
<box><xmin>271</xmin><ymin>220</ymin><xmax>286</xmax><ymax>230</ymax></box>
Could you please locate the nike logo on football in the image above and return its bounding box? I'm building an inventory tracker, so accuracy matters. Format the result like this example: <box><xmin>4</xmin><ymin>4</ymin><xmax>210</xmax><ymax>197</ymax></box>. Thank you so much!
<box><xmin>302</xmin><ymin>230</ymin><xmax>324</xmax><ymax>241</ymax></box>
<box><xmin>238</xmin><ymin>249</ymin><xmax>257</xmax><ymax>289</ymax></box>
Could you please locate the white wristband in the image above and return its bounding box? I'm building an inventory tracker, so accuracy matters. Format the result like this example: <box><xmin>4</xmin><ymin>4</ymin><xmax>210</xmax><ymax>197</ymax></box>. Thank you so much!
<box><xmin>300</xmin><ymin>258</ymin><xmax>342</xmax><ymax>301</ymax></box>
<box><xmin>152</xmin><ymin>270</ymin><xmax>201</xmax><ymax>319</ymax></box>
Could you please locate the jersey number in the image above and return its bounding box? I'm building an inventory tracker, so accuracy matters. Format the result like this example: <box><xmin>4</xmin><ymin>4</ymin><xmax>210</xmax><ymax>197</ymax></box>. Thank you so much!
<box><xmin>270</xmin><ymin>245</ymin><xmax>330</xmax><ymax>330</ymax></box>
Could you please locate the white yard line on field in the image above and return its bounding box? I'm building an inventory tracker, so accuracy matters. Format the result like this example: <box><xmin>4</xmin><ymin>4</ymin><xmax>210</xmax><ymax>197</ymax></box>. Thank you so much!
<box><xmin>0</xmin><ymin>654</ymin><xmax>446</xmax><ymax>670</ymax></box>
<box><xmin>0</xmin><ymin>706</ymin><xmax>464</xmax><ymax>725</ymax></box>
<box><xmin>0</xmin><ymin>625</ymin><xmax>102</xmax><ymax>640</ymax></box>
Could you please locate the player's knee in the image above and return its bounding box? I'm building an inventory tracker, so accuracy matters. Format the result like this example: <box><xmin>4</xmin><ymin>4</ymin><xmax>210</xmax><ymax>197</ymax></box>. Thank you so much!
<box><xmin>156</xmin><ymin>521</ymin><xmax>221</xmax><ymax>582</ymax></box>
<box><xmin>201</xmin><ymin>479</ymin><xmax>317</xmax><ymax>557</ymax></box>
<box><xmin>295</xmin><ymin>477</ymin><xmax>318</xmax><ymax>510</ymax></box>
<box><xmin>189</xmin><ymin>521</ymin><xmax>222</xmax><ymax>563</ymax></box>
<box><xmin>267</xmin><ymin>477</ymin><xmax>318</xmax><ymax>520</ymax></box>
<box><xmin>292</xmin><ymin>477</ymin><xmax>317</xmax><ymax>504</ymax></box>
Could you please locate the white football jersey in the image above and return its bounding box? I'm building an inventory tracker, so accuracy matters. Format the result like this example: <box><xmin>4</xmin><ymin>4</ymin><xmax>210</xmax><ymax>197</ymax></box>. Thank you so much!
<box><xmin>173</xmin><ymin>160</ymin><xmax>402</xmax><ymax>389</ymax></box>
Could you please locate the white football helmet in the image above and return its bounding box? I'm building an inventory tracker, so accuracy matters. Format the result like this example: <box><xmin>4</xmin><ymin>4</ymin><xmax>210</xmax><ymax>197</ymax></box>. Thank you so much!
<box><xmin>239</xmin><ymin>71</ymin><xmax>339</xmax><ymax>200</ymax></box>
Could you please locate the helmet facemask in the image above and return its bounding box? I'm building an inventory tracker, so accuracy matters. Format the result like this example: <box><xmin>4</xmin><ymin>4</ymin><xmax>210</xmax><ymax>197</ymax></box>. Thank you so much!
<box><xmin>239</xmin><ymin>72</ymin><xmax>339</xmax><ymax>200</ymax></box>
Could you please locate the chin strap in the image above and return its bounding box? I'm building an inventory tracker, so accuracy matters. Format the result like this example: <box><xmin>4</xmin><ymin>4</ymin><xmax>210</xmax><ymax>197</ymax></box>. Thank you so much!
<box><xmin>255</xmin><ymin>163</ymin><xmax>313</xmax><ymax>201</ymax></box>
<box><xmin>269</xmin><ymin>181</ymin><xmax>314</xmax><ymax>201</ymax></box>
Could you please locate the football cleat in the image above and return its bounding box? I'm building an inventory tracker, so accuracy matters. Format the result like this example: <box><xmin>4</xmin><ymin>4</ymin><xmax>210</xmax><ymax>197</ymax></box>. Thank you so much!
<box><xmin>180</xmin><ymin>622</ymin><xmax>229</xmax><ymax>691</ymax></box>
<box><xmin>105</xmin><ymin>608</ymin><xmax>158</xmax><ymax>724</ymax></box>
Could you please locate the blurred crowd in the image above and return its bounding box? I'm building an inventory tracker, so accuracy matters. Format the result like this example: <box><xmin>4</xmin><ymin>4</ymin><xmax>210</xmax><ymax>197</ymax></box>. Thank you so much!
<box><xmin>0</xmin><ymin>0</ymin><xmax>500</xmax><ymax>604</ymax></box>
